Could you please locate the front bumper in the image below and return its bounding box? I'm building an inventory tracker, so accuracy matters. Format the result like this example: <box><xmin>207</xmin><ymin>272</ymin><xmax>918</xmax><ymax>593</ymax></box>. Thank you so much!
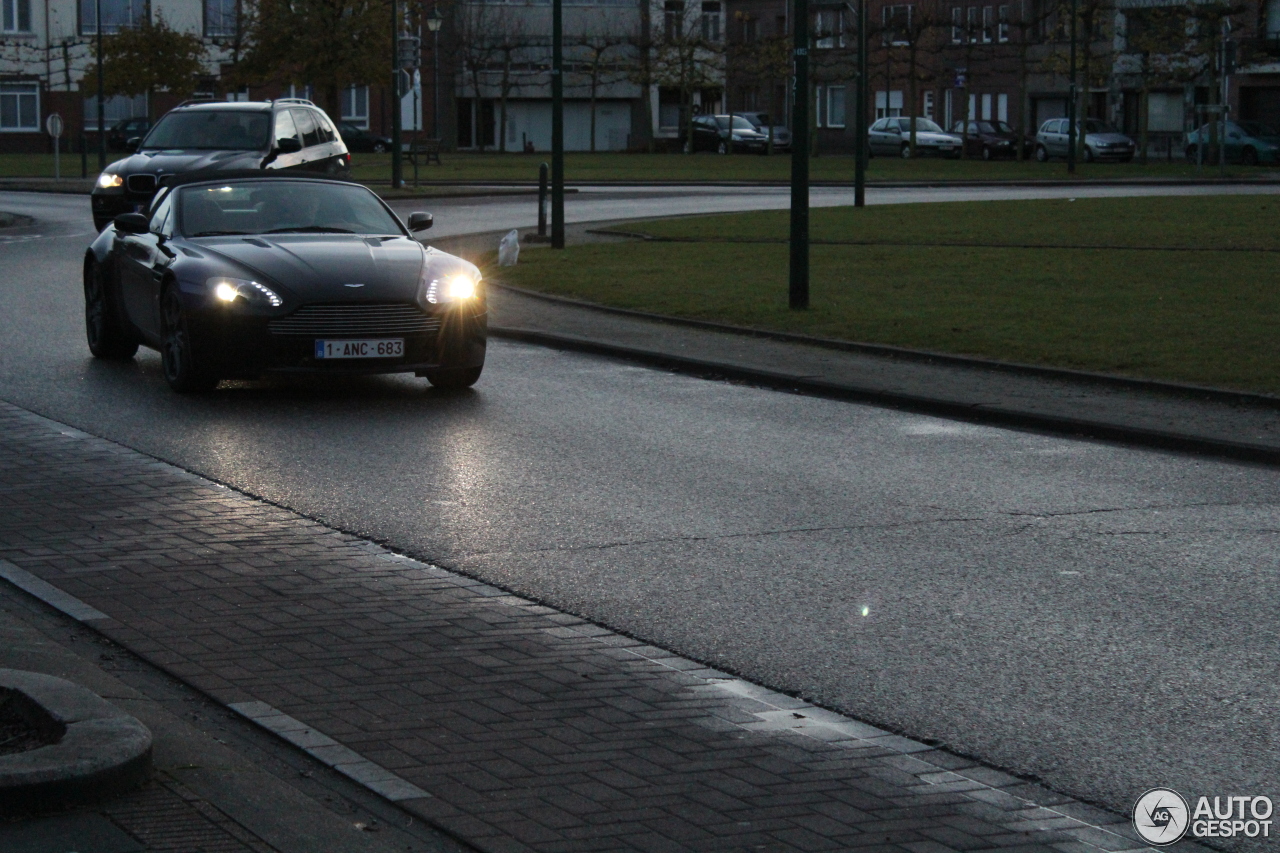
<box><xmin>184</xmin><ymin>294</ymin><xmax>488</xmax><ymax>379</ymax></box>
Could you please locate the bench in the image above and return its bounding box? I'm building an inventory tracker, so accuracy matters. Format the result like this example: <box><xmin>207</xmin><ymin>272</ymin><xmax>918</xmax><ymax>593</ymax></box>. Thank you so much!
<box><xmin>402</xmin><ymin>138</ymin><xmax>442</xmax><ymax>186</ymax></box>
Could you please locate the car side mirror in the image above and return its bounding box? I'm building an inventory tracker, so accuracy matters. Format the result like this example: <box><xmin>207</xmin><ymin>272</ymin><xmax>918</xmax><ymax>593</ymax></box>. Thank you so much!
<box><xmin>276</xmin><ymin>137</ymin><xmax>303</xmax><ymax>154</ymax></box>
<box><xmin>126</xmin><ymin>136</ymin><xmax>141</xmax><ymax>152</ymax></box>
<box><xmin>114</xmin><ymin>213</ymin><xmax>149</xmax><ymax>234</ymax></box>
<box><xmin>408</xmin><ymin>212</ymin><xmax>433</xmax><ymax>232</ymax></box>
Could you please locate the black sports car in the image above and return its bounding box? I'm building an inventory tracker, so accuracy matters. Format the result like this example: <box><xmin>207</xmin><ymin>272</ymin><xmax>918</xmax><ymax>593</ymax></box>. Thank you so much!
<box><xmin>83</xmin><ymin>173</ymin><xmax>486</xmax><ymax>392</ymax></box>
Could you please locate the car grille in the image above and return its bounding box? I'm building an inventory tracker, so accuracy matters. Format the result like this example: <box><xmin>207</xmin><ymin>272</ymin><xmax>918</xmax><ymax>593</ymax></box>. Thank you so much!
<box><xmin>269</xmin><ymin>303</ymin><xmax>440</xmax><ymax>337</ymax></box>
<box><xmin>127</xmin><ymin>174</ymin><xmax>157</xmax><ymax>194</ymax></box>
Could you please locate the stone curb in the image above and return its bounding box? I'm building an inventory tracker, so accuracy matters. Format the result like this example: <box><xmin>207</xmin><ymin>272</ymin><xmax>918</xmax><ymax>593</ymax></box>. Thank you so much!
<box><xmin>0</xmin><ymin>669</ymin><xmax>152</xmax><ymax>815</ymax></box>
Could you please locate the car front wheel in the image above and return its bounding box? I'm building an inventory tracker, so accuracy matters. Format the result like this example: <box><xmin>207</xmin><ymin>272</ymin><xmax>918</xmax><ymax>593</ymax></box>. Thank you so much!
<box><xmin>161</xmin><ymin>287</ymin><xmax>217</xmax><ymax>393</ymax></box>
<box><xmin>1035</xmin><ymin>145</ymin><xmax>1048</xmax><ymax>162</ymax></box>
<box><xmin>982</xmin><ymin>146</ymin><xmax>993</xmax><ymax>161</ymax></box>
<box><xmin>373</xmin><ymin>141</ymin><xmax>388</xmax><ymax>153</ymax></box>
<box><xmin>425</xmin><ymin>365</ymin><xmax>483</xmax><ymax>390</ymax></box>
<box><xmin>84</xmin><ymin>260</ymin><xmax>139</xmax><ymax>360</ymax></box>
<box><xmin>1243</xmin><ymin>146</ymin><xmax>1259</xmax><ymax>166</ymax></box>
<box><xmin>900</xmin><ymin>144</ymin><xmax>912</xmax><ymax>159</ymax></box>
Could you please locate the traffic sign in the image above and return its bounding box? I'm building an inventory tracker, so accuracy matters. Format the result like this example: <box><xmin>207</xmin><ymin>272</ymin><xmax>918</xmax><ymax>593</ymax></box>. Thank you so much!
<box><xmin>397</xmin><ymin>36</ymin><xmax>421</xmax><ymax>69</ymax></box>
<box><xmin>45</xmin><ymin>112</ymin><xmax>63</xmax><ymax>138</ymax></box>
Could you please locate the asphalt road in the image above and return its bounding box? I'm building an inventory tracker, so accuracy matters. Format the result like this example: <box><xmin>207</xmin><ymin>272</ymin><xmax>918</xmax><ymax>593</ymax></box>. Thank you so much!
<box><xmin>2</xmin><ymin>188</ymin><xmax>1278</xmax><ymax>841</ymax></box>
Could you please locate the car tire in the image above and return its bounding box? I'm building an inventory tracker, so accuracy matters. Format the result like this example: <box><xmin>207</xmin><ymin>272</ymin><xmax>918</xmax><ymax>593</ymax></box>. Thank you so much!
<box><xmin>160</xmin><ymin>286</ymin><xmax>218</xmax><ymax>393</ymax></box>
<box><xmin>900</xmin><ymin>144</ymin><xmax>912</xmax><ymax>159</ymax></box>
<box><xmin>83</xmin><ymin>259</ymin><xmax>139</xmax><ymax>361</ymax></box>
<box><xmin>717</xmin><ymin>141</ymin><xmax>728</xmax><ymax>155</ymax></box>
<box><xmin>1035</xmin><ymin>145</ymin><xmax>1048</xmax><ymax>162</ymax></box>
<box><xmin>425</xmin><ymin>365</ymin><xmax>483</xmax><ymax>390</ymax></box>
<box><xmin>982</xmin><ymin>146</ymin><xmax>992</xmax><ymax>161</ymax></box>
<box><xmin>1184</xmin><ymin>144</ymin><xmax>1197</xmax><ymax>163</ymax></box>
<box><xmin>373</xmin><ymin>142</ymin><xmax>388</xmax><ymax>153</ymax></box>
<box><xmin>1083</xmin><ymin>146</ymin><xmax>1094</xmax><ymax>163</ymax></box>
<box><xmin>1243</xmin><ymin>146</ymin><xmax>1259</xmax><ymax>166</ymax></box>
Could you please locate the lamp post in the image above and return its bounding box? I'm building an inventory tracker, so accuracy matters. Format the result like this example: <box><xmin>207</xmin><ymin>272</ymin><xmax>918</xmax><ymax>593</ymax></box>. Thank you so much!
<box><xmin>1066</xmin><ymin>0</ymin><xmax>1077</xmax><ymax>173</ymax></box>
<box><xmin>551</xmin><ymin>0</ymin><xmax>564</xmax><ymax>249</ymax></box>
<box><xmin>95</xmin><ymin>0</ymin><xmax>105</xmax><ymax>171</ymax></box>
<box><xmin>391</xmin><ymin>0</ymin><xmax>402</xmax><ymax>189</ymax></box>
<box><xmin>789</xmin><ymin>0</ymin><xmax>809</xmax><ymax>309</ymax></box>
<box><xmin>855</xmin><ymin>0</ymin><xmax>867</xmax><ymax>207</ymax></box>
<box><xmin>427</xmin><ymin>6</ymin><xmax>443</xmax><ymax>140</ymax></box>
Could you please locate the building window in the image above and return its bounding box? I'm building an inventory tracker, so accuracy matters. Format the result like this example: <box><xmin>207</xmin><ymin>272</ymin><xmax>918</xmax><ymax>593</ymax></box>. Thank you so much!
<box><xmin>2</xmin><ymin>0</ymin><xmax>31</xmax><ymax>33</ymax></box>
<box><xmin>951</xmin><ymin>6</ymin><xmax>962</xmax><ymax>42</ymax></box>
<box><xmin>341</xmin><ymin>85</ymin><xmax>368</xmax><ymax>128</ymax></box>
<box><xmin>981</xmin><ymin>5</ymin><xmax>993</xmax><ymax>41</ymax></box>
<box><xmin>701</xmin><ymin>1</ymin><xmax>720</xmax><ymax>40</ymax></box>
<box><xmin>83</xmin><ymin>93</ymin><xmax>146</xmax><ymax>131</ymax></box>
<box><xmin>814</xmin><ymin>9</ymin><xmax>844</xmax><ymax>48</ymax></box>
<box><xmin>923</xmin><ymin>90</ymin><xmax>934</xmax><ymax>119</ymax></box>
<box><xmin>0</xmin><ymin>82</ymin><xmax>37</xmax><ymax>130</ymax></box>
<box><xmin>997</xmin><ymin>4</ymin><xmax>1010</xmax><ymax>41</ymax></box>
<box><xmin>875</xmin><ymin>90</ymin><xmax>903</xmax><ymax>119</ymax></box>
<box><xmin>997</xmin><ymin>92</ymin><xmax>1008</xmax><ymax>121</ymax></box>
<box><xmin>205</xmin><ymin>0</ymin><xmax>238</xmax><ymax>37</ymax></box>
<box><xmin>827</xmin><ymin>86</ymin><xmax>846</xmax><ymax>127</ymax></box>
<box><xmin>1268</xmin><ymin>0</ymin><xmax>1280</xmax><ymax>38</ymax></box>
<box><xmin>81</xmin><ymin>0</ymin><xmax>146</xmax><ymax>33</ymax></box>
<box><xmin>664</xmin><ymin>1</ymin><xmax>684</xmax><ymax>41</ymax></box>
<box><xmin>882</xmin><ymin>4</ymin><xmax>912</xmax><ymax>44</ymax></box>
<box><xmin>287</xmin><ymin>83</ymin><xmax>313</xmax><ymax>101</ymax></box>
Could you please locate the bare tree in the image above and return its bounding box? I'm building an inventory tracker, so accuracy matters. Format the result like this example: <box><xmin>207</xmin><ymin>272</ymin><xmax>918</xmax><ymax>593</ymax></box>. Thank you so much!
<box><xmin>650</xmin><ymin>0</ymin><xmax>726</xmax><ymax>153</ymax></box>
<box><xmin>570</xmin><ymin>12</ymin><xmax>631</xmax><ymax>152</ymax></box>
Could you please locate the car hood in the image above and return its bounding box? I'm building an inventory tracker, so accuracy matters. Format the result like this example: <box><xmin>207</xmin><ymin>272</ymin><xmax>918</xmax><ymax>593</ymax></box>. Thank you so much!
<box><xmin>187</xmin><ymin>234</ymin><xmax>446</xmax><ymax>303</ymax></box>
<box><xmin>114</xmin><ymin>148</ymin><xmax>267</xmax><ymax>176</ymax></box>
<box><xmin>913</xmin><ymin>132</ymin><xmax>960</xmax><ymax>144</ymax></box>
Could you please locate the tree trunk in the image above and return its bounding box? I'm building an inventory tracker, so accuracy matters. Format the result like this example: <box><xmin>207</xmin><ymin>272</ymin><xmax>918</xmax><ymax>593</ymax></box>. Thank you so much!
<box><xmin>1139</xmin><ymin>82</ymin><xmax>1149</xmax><ymax>165</ymax></box>
<box><xmin>498</xmin><ymin>56</ymin><xmax>510</xmax><ymax>153</ymax></box>
<box><xmin>590</xmin><ymin>67</ymin><xmax>599</xmax><ymax>152</ymax></box>
<box><xmin>907</xmin><ymin>44</ymin><xmax>917</xmax><ymax>155</ymax></box>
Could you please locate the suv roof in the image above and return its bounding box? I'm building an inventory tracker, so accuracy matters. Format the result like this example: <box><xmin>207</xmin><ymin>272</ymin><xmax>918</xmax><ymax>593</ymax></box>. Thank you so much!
<box><xmin>171</xmin><ymin>98</ymin><xmax>320</xmax><ymax>113</ymax></box>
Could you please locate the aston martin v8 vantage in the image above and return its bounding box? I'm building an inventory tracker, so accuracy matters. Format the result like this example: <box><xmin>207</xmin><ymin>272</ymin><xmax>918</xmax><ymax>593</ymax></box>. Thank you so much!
<box><xmin>83</xmin><ymin>173</ymin><xmax>486</xmax><ymax>392</ymax></box>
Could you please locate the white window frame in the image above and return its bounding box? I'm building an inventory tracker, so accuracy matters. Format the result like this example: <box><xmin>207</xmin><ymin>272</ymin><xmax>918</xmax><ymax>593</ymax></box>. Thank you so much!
<box><xmin>700</xmin><ymin>1</ymin><xmax>721</xmax><ymax>41</ymax></box>
<box><xmin>814</xmin><ymin>8</ymin><xmax>845</xmax><ymax>48</ymax></box>
<box><xmin>80</xmin><ymin>0</ymin><xmax>146</xmax><ymax>35</ymax></box>
<box><xmin>981</xmin><ymin>5</ymin><xmax>993</xmax><ymax>42</ymax></box>
<box><xmin>997</xmin><ymin>4</ymin><xmax>1010</xmax><ymax>41</ymax></box>
<box><xmin>826</xmin><ymin>85</ymin><xmax>847</xmax><ymax>128</ymax></box>
<box><xmin>923</xmin><ymin>90</ymin><xmax>934</xmax><ymax>120</ymax></box>
<box><xmin>950</xmin><ymin>6</ymin><xmax>962</xmax><ymax>42</ymax></box>
<box><xmin>204</xmin><ymin>0</ymin><xmax>238</xmax><ymax>37</ymax></box>
<box><xmin>341</xmin><ymin>85</ymin><xmax>369</xmax><ymax>129</ymax></box>
<box><xmin>0</xmin><ymin>82</ymin><xmax>38</xmax><ymax>131</ymax></box>
<box><xmin>2</xmin><ymin>0</ymin><xmax>31</xmax><ymax>33</ymax></box>
<box><xmin>882</xmin><ymin>4</ymin><xmax>912</xmax><ymax>45</ymax></box>
<box><xmin>967</xmin><ymin>6</ymin><xmax>978</xmax><ymax>42</ymax></box>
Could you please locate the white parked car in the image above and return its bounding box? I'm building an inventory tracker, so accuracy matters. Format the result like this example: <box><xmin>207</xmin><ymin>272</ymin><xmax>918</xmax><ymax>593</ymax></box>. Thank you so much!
<box><xmin>868</xmin><ymin>117</ymin><xmax>962</xmax><ymax>158</ymax></box>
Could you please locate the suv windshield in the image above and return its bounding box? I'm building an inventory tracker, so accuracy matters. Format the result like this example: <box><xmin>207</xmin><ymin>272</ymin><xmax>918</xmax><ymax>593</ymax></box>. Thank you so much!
<box><xmin>1083</xmin><ymin>119</ymin><xmax>1117</xmax><ymax>134</ymax></box>
<box><xmin>714</xmin><ymin>116</ymin><xmax>757</xmax><ymax>131</ymax></box>
<box><xmin>178</xmin><ymin>181</ymin><xmax>404</xmax><ymax>237</ymax></box>
<box><xmin>144</xmin><ymin>110</ymin><xmax>272</xmax><ymax>151</ymax></box>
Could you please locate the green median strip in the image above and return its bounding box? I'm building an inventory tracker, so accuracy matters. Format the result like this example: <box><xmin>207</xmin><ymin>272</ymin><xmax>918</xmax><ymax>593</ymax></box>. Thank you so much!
<box><xmin>495</xmin><ymin>194</ymin><xmax>1280</xmax><ymax>395</ymax></box>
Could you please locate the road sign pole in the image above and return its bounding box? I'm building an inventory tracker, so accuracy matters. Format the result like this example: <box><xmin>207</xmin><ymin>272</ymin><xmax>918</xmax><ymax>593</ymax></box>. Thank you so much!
<box><xmin>95</xmin><ymin>0</ymin><xmax>105</xmax><ymax>172</ymax></box>
<box><xmin>789</xmin><ymin>0</ymin><xmax>810</xmax><ymax>310</ymax></box>
<box><xmin>551</xmin><ymin>0</ymin><xmax>565</xmax><ymax>249</ymax></box>
<box><xmin>391</xmin><ymin>0</ymin><xmax>403</xmax><ymax>189</ymax></box>
<box><xmin>854</xmin><ymin>0</ymin><xmax>867</xmax><ymax>208</ymax></box>
<box><xmin>1066</xmin><ymin>0</ymin><xmax>1077</xmax><ymax>174</ymax></box>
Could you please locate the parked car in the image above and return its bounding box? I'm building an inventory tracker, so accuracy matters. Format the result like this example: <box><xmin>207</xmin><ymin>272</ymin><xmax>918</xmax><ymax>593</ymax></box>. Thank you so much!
<box><xmin>683</xmin><ymin>114</ymin><xmax>770</xmax><ymax>154</ymax></box>
<box><xmin>868</xmin><ymin>117</ymin><xmax>962</xmax><ymax>158</ymax></box>
<box><xmin>1184</xmin><ymin>120</ymin><xmax>1280</xmax><ymax>165</ymax></box>
<box><xmin>736</xmin><ymin>111</ymin><xmax>791</xmax><ymax>152</ymax></box>
<box><xmin>950</xmin><ymin>120</ymin><xmax>1030</xmax><ymax>160</ymax></box>
<box><xmin>84</xmin><ymin>172</ymin><xmax>486</xmax><ymax>392</ymax></box>
<box><xmin>338</xmin><ymin>121</ymin><xmax>393</xmax><ymax>153</ymax></box>
<box><xmin>1034</xmin><ymin>118</ymin><xmax>1135</xmax><ymax>162</ymax></box>
<box><xmin>106</xmin><ymin>117</ymin><xmax>151</xmax><ymax>152</ymax></box>
<box><xmin>90</xmin><ymin>98</ymin><xmax>350</xmax><ymax>231</ymax></box>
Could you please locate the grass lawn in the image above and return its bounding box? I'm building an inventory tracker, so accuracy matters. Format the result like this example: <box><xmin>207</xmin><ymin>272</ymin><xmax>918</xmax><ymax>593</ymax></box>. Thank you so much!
<box><xmin>495</xmin><ymin>195</ymin><xmax>1280</xmax><ymax>394</ymax></box>
<box><xmin>1</xmin><ymin>150</ymin><xmax>1271</xmax><ymax>183</ymax></box>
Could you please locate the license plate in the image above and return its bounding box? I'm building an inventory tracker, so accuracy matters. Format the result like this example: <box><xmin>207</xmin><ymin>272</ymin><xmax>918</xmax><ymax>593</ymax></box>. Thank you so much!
<box><xmin>315</xmin><ymin>339</ymin><xmax>404</xmax><ymax>359</ymax></box>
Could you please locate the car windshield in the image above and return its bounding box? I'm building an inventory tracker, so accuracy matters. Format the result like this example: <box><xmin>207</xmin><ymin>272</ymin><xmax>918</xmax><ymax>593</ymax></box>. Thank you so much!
<box><xmin>1083</xmin><ymin>120</ymin><xmax>1117</xmax><ymax>134</ymax></box>
<box><xmin>1236</xmin><ymin>121</ymin><xmax>1278</xmax><ymax>137</ymax></box>
<box><xmin>899</xmin><ymin>118</ymin><xmax>943</xmax><ymax>133</ymax></box>
<box><xmin>178</xmin><ymin>181</ymin><xmax>404</xmax><ymax>238</ymax></box>
<box><xmin>143</xmin><ymin>110</ymin><xmax>271</xmax><ymax>151</ymax></box>
<box><xmin>714</xmin><ymin>116</ymin><xmax>758</xmax><ymax>131</ymax></box>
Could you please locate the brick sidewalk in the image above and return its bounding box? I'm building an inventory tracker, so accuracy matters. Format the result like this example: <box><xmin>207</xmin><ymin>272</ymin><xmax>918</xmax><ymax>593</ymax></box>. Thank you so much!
<box><xmin>0</xmin><ymin>400</ymin><xmax>1168</xmax><ymax>853</ymax></box>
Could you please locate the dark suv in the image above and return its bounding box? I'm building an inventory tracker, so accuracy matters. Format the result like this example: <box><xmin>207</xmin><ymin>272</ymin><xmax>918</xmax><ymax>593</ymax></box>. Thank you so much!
<box><xmin>91</xmin><ymin>99</ymin><xmax>350</xmax><ymax>231</ymax></box>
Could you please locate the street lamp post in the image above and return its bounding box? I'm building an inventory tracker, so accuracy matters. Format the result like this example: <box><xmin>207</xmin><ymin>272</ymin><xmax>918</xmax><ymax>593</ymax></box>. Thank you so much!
<box><xmin>391</xmin><ymin>0</ymin><xmax>402</xmax><ymax>189</ymax></box>
<box><xmin>855</xmin><ymin>0</ymin><xmax>868</xmax><ymax>207</ymax></box>
<box><xmin>789</xmin><ymin>0</ymin><xmax>809</xmax><ymax>309</ymax></box>
<box><xmin>96</xmin><ymin>0</ymin><xmax>105</xmax><ymax>171</ymax></box>
<box><xmin>427</xmin><ymin>6</ymin><xmax>443</xmax><ymax>140</ymax></box>
<box><xmin>551</xmin><ymin>0</ymin><xmax>564</xmax><ymax>249</ymax></box>
<box><xmin>1066</xmin><ymin>0</ymin><xmax>1077</xmax><ymax>173</ymax></box>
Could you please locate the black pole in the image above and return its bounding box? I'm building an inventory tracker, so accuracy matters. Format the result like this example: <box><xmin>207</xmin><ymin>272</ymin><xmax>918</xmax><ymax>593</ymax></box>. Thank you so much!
<box><xmin>1066</xmin><ymin>0</ymin><xmax>1077</xmax><ymax>173</ymax></box>
<box><xmin>854</xmin><ymin>0</ymin><xmax>867</xmax><ymax>207</ymax></box>
<box><xmin>95</xmin><ymin>0</ymin><xmax>105</xmax><ymax>172</ymax></box>
<box><xmin>391</xmin><ymin>0</ymin><xmax>403</xmax><ymax>189</ymax></box>
<box><xmin>551</xmin><ymin>0</ymin><xmax>565</xmax><ymax>249</ymax></box>
<box><xmin>432</xmin><ymin>27</ymin><xmax>440</xmax><ymax>138</ymax></box>
<box><xmin>538</xmin><ymin>162</ymin><xmax>548</xmax><ymax>237</ymax></box>
<box><xmin>789</xmin><ymin>0</ymin><xmax>809</xmax><ymax>310</ymax></box>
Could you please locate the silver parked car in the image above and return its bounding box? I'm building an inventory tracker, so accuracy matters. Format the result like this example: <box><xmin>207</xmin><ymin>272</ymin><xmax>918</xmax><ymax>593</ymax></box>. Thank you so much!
<box><xmin>868</xmin><ymin>117</ymin><xmax>962</xmax><ymax>158</ymax></box>
<box><xmin>1034</xmin><ymin>118</ymin><xmax>1136</xmax><ymax>162</ymax></box>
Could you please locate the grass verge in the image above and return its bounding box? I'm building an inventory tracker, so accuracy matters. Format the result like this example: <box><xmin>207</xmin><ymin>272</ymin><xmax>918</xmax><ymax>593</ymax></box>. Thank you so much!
<box><xmin>496</xmin><ymin>194</ymin><xmax>1280</xmax><ymax>394</ymax></box>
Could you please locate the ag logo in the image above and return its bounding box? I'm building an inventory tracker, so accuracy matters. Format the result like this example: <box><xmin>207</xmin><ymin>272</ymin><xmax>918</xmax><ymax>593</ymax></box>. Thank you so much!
<box><xmin>1134</xmin><ymin>788</ymin><xmax>1190</xmax><ymax>845</ymax></box>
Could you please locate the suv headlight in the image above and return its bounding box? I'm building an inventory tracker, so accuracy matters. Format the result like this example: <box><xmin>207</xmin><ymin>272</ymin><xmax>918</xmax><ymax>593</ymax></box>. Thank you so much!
<box><xmin>97</xmin><ymin>173</ymin><xmax>123</xmax><ymax>189</ymax></box>
<box><xmin>208</xmin><ymin>277</ymin><xmax>282</xmax><ymax>307</ymax></box>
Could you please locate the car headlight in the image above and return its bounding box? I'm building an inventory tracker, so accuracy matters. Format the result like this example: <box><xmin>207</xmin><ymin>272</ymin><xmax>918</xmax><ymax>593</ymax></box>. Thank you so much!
<box><xmin>423</xmin><ymin>272</ymin><xmax>480</xmax><ymax>304</ymax></box>
<box><xmin>208</xmin><ymin>276</ymin><xmax>282</xmax><ymax>307</ymax></box>
<box><xmin>97</xmin><ymin>172</ymin><xmax>123</xmax><ymax>189</ymax></box>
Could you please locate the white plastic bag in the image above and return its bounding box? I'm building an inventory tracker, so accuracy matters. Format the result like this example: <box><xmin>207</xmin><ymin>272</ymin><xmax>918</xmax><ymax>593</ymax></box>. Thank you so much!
<box><xmin>498</xmin><ymin>229</ymin><xmax>520</xmax><ymax>266</ymax></box>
